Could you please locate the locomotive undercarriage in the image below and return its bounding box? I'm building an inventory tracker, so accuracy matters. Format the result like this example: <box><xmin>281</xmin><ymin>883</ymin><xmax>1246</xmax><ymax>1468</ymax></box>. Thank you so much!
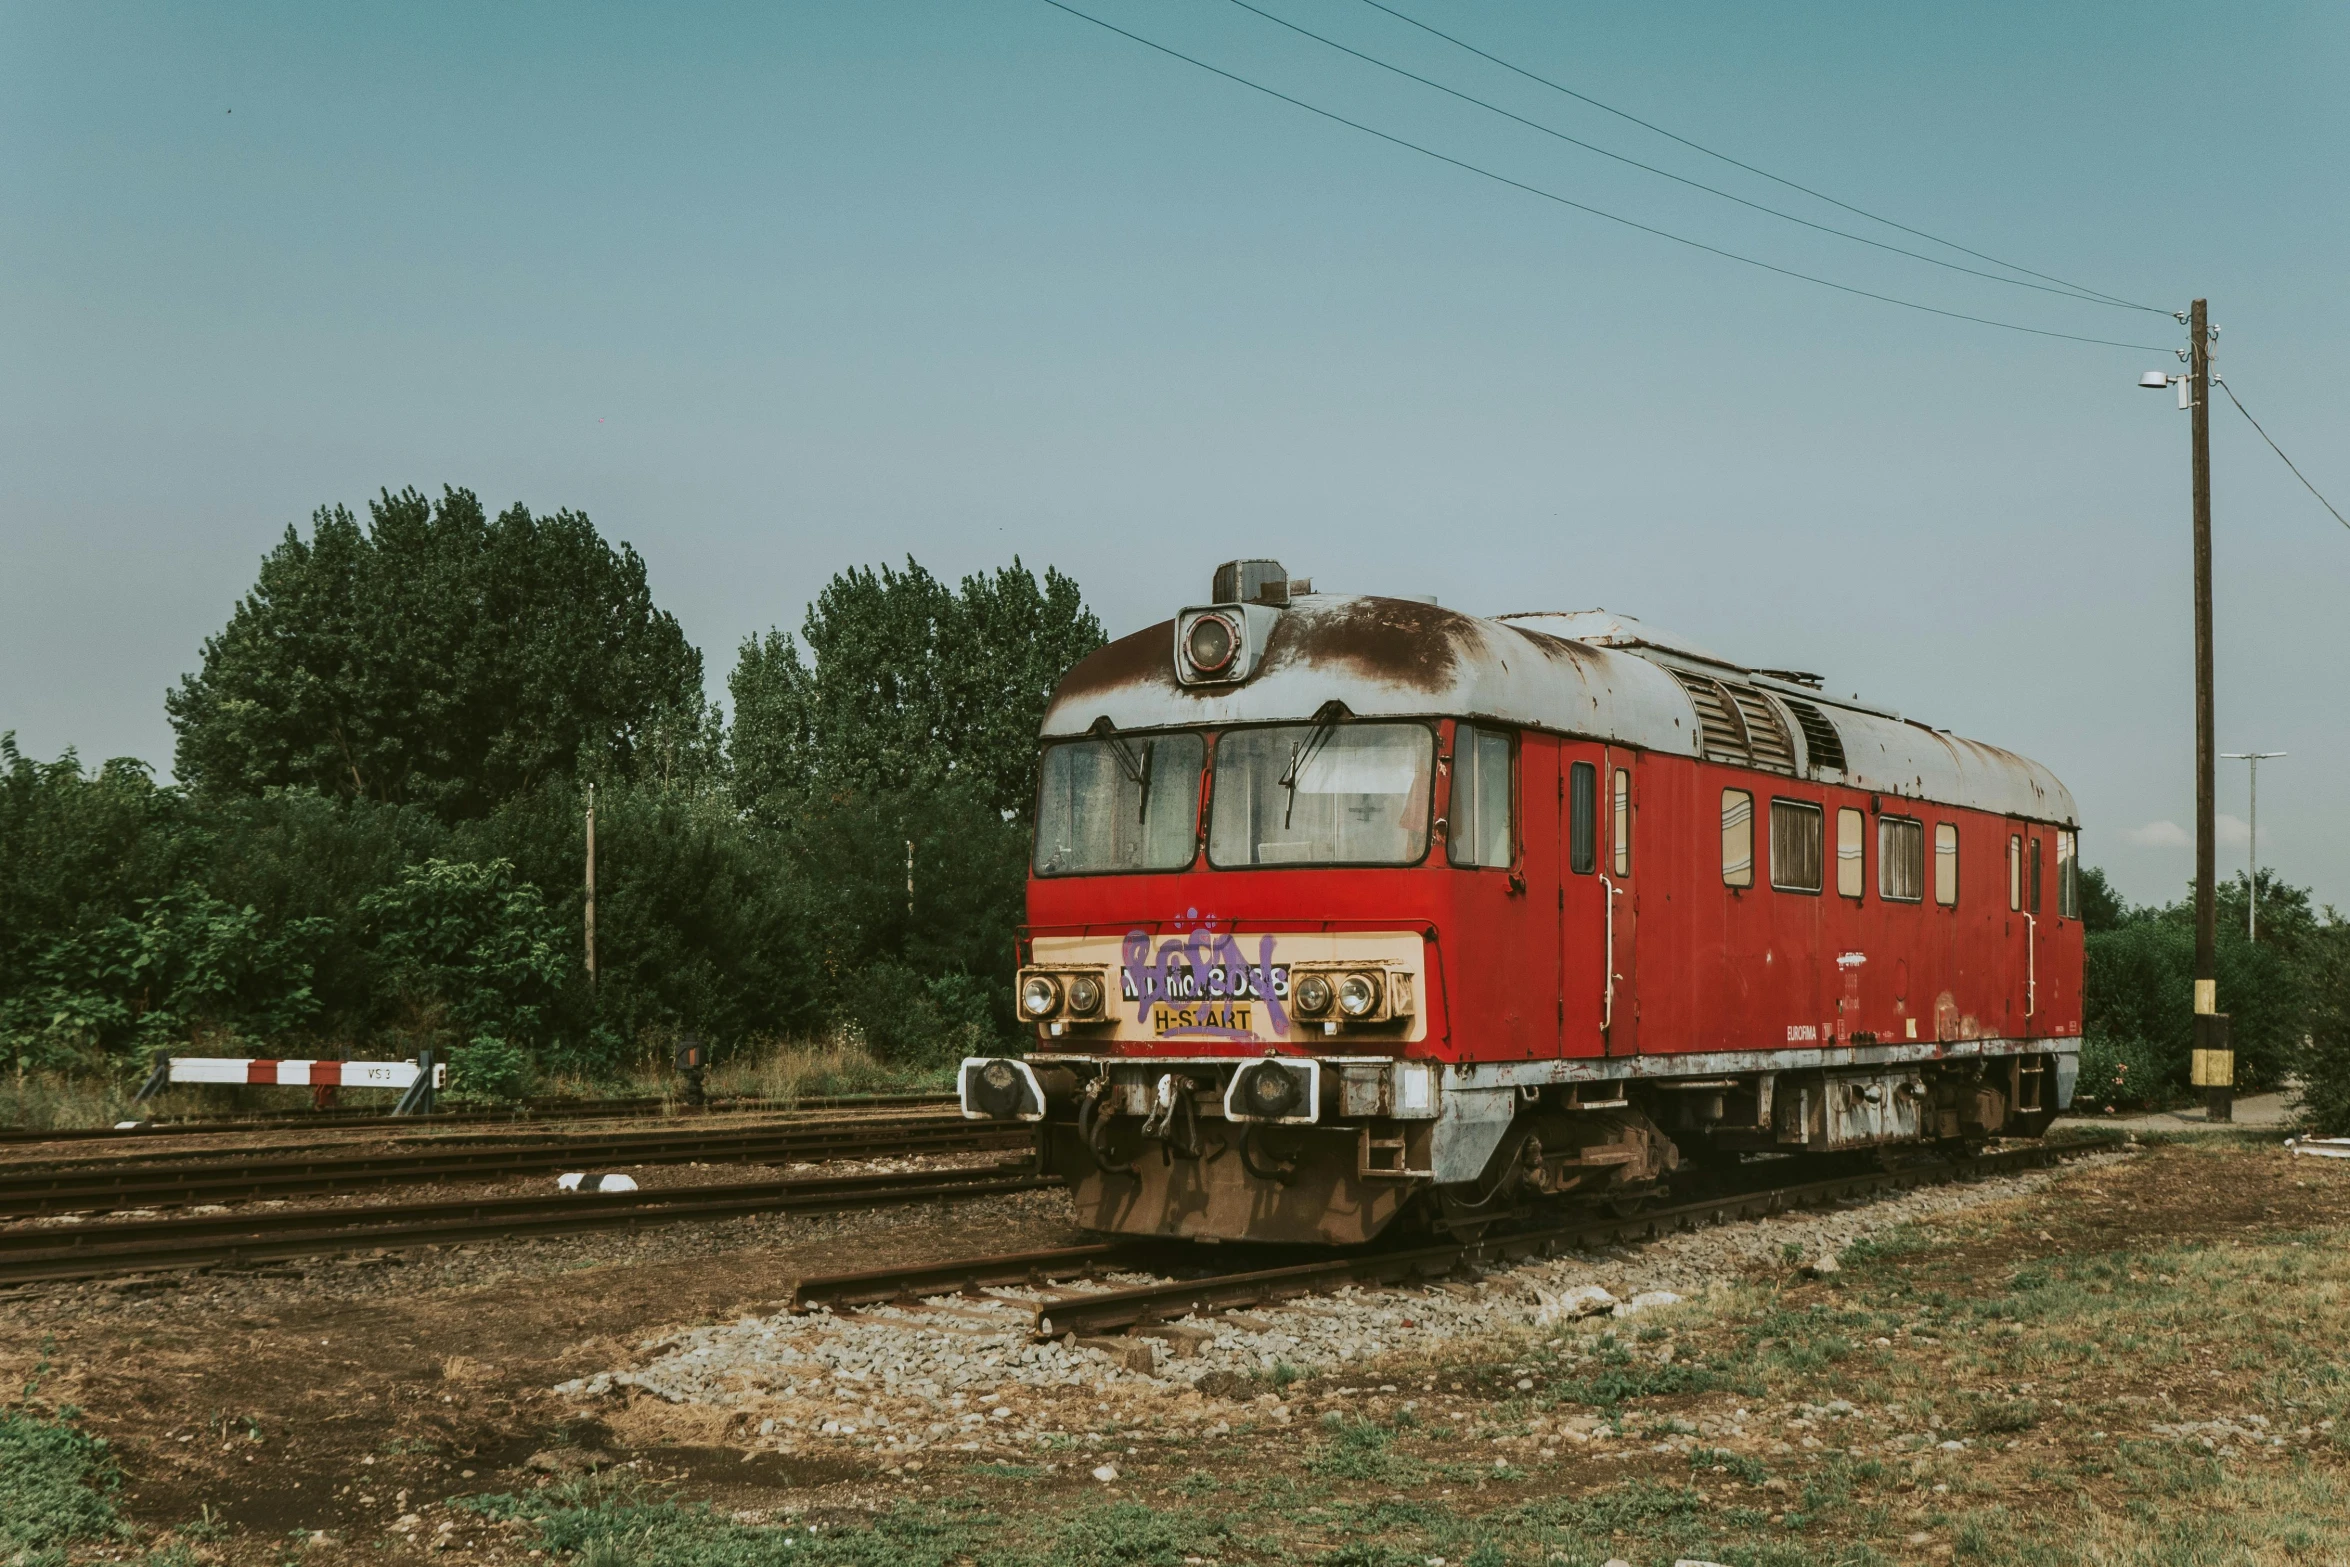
<box><xmin>974</xmin><ymin>1050</ymin><xmax>2072</xmax><ymax>1247</ymax></box>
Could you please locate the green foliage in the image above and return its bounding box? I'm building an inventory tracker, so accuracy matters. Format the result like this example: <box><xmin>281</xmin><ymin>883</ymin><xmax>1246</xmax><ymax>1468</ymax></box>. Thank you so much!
<box><xmin>2075</xmin><ymin>864</ymin><xmax>2129</xmax><ymax>933</ymax></box>
<box><xmin>2081</xmin><ymin>870</ymin><xmax>2313</xmax><ymax>1093</ymax></box>
<box><xmin>727</xmin><ymin>556</ymin><xmax>1103</xmax><ymax>822</ymax></box>
<box><xmin>360</xmin><ymin>858</ymin><xmax>570</xmax><ymax>1052</ymax></box>
<box><xmin>2298</xmin><ymin>925</ymin><xmax>2350</xmax><ymax>1135</ymax></box>
<box><xmin>0</xmin><ymin>1393</ymin><xmax>122</xmax><ymax>1553</ymax></box>
<box><xmin>167</xmin><ymin>487</ymin><xmax>709</xmax><ymax>820</ymax></box>
<box><xmin>446</xmin><ymin>1033</ymin><xmax>534</xmax><ymax>1105</ymax></box>
<box><xmin>2075</xmin><ymin>1030</ymin><xmax>2168</xmax><ymax>1113</ymax></box>
<box><xmin>3</xmin><ymin>877</ymin><xmax>329</xmax><ymax>1073</ymax></box>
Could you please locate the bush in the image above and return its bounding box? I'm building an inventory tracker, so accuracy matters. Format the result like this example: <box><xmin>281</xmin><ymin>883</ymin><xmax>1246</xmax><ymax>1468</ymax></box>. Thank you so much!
<box><xmin>446</xmin><ymin>1034</ymin><xmax>535</xmax><ymax>1106</ymax></box>
<box><xmin>835</xmin><ymin>961</ymin><xmax>1003</xmax><ymax>1069</ymax></box>
<box><xmin>2298</xmin><ymin>928</ymin><xmax>2350</xmax><ymax>1135</ymax></box>
<box><xmin>2074</xmin><ymin>1032</ymin><xmax>2168</xmax><ymax>1114</ymax></box>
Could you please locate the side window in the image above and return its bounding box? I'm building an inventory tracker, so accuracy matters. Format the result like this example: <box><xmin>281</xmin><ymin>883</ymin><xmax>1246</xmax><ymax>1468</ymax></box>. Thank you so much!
<box><xmin>2007</xmin><ymin>834</ymin><xmax>2022</xmax><ymax>911</ymax></box>
<box><xmin>1721</xmin><ymin>789</ymin><xmax>1755</xmax><ymax>888</ymax></box>
<box><xmin>2058</xmin><ymin>829</ymin><xmax>2080</xmax><ymax>919</ymax></box>
<box><xmin>1448</xmin><ymin>724</ymin><xmax>1516</xmax><ymax>868</ymax></box>
<box><xmin>1568</xmin><ymin>761</ymin><xmax>1597</xmax><ymax>875</ymax></box>
<box><xmin>2029</xmin><ymin>835</ymin><xmax>2043</xmax><ymax>914</ymax></box>
<box><xmin>1611</xmin><ymin>768</ymin><xmax>1631</xmax><ymax>876</ymax></box>
<box><xmin>1836</xmin><ymin>807</ymin><xmax>1865</xmax><ymax>898</ymax></box>
<box><xmin>1769</xmin><ymin>800</ymin><xmax>1823</xmax><ymax>893</ymax></box>
<box><xmin>1934</xmin><ymin>822</ymin><xmax>1959</xmax><ymax>905</ymax></box>
<box><xmin>1879</xmin><ymin>816</ymin><xmax>1924</xmax><ymax>902</ymax></box>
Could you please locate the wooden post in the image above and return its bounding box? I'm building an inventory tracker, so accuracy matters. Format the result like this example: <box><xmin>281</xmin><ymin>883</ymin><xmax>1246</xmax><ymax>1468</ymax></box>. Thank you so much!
<box><xmin>585</xmin><ymin>783</ymin><xmax>598</xmax><ymax>1000</ymax></box>
<box><xmin>2187</xmin><ymin>299</ymin><xmax>2231</xmax><ymax>1123</ymax></box>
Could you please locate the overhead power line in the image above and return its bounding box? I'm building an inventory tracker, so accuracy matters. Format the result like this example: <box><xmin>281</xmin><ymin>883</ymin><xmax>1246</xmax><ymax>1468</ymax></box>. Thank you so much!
<box><xmin>1222</xmin><ymin>0</ymin><xmax>2138</xmax><ymax>313</ymax></box>
<box><xmin>1037</xmin><ymin>0</ymin><xmax>2174</xmax><ymax>353</ymax></box>
<box><xmin>1351</xmin><ymin>0</ymin><xmax>2169</xmax><ymax>316</ymax></box>
<box><xmin>2217</xmin><ymin>377</ymin><xmax>2350</xmax><ymax>532</ymax></box>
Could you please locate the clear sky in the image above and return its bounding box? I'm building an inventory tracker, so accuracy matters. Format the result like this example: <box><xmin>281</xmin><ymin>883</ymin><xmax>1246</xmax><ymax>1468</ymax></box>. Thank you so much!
<box><xmin>4</xmin><ymin>1</ymin><xmax>2344</xmax><ymax>910</ymax></box>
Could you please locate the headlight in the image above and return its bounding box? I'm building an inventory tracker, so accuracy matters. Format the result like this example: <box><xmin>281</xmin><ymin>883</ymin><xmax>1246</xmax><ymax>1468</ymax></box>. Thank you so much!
<box><xmin>1020</xmin><ymin>975</ymin><xmax>1061</xmax><ymax>1018</ymax></box>
<box><xmin>1293</xmin><ymin>973</ymin><xmax>1334</xmax><ymax>1016</ymax></box>
<box><xmin>1337</xmin><ymin>972</ymin><xmax>1380</xmax><ymax>1017</ymax></box>
<box><xmin>1238</xmin><ymin>1062</ymin><xmax>1302</xmax><ymax>1118</ymax></box>
<box><xmin>1185</xmin><ymin>613</ymin><xmax>1238</xmax><ymax>675</ymax></box>
<box><xmin>1066</xmin><ymin>973</ymin><xmax>1105</xmax><ymax>1016</ymax></box>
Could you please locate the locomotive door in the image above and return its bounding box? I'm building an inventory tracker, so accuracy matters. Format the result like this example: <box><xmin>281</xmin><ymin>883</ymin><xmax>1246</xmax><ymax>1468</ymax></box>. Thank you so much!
<box><xmin>1604</xmin><ymin>749</ymin><xmax>1639</xmax><ymax>1055</ymax></box>
<box><xmin>1559</xmin><ymin>745</ymin><xmax>1629</xmax><ymax>1057</ymax></box>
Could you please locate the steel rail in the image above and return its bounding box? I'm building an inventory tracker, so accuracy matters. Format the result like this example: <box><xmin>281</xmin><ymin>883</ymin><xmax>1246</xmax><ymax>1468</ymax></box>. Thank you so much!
<box><xmin>0</xmin><ymin>1162</ymin><xmax>1050</xmax><ymax>1288</ymax></box>
<box><xmin>0</xmin><ymin>1117</ymin><xmax>1026</xmax><ymax>1216</ymax></box>
<box><xmin>0</xmin><ymin>1108</ymin><xmax>972</xmax><ymax>1176</ymax></box>
<box><xmin>791</xmin><ymin>1243</ymin><xmax>1140</xmax><ymax>1313</ymax></box>
<box><xmin>0</xmin><ymin>1091</ymin><xmax>957</xmax><ymax>1147</ymax></box>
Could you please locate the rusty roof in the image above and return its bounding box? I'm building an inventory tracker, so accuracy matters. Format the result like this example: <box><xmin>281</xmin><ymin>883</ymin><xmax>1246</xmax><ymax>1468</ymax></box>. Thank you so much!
<box><xmin>1041</xmin><ymin>594</ymin><xmax>2076</xmax><ymax>825</ymax></box>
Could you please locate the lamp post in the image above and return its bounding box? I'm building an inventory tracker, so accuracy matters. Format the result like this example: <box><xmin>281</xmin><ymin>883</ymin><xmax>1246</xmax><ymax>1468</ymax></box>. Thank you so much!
<box><xmin>2142</xmin><ymin>299</ymin><xmax>2228</xmax><ymax>1121</ymax></box>
<box><xmin>2220</xmin><ymin>752</ymin><xmax>2285</xmax><ymax>940</ymax></box>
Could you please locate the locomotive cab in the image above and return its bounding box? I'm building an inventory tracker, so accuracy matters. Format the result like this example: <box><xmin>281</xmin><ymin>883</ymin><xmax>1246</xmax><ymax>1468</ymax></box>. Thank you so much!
<box><xmin>964</xmin><ymin>561</ymin><xmax>2083</xmax><ymax>1247</ymax></box>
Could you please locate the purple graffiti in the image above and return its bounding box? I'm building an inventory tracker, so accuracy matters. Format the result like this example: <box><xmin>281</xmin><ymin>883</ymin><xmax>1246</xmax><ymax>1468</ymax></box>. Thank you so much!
<box><xmin>1120</xmin><ymin>925</ymin><xmax>1290</xmax><ymax>1041</ymax></box>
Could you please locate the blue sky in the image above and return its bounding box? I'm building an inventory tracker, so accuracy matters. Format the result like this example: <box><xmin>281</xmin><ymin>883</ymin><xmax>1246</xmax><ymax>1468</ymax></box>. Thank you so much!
<box><xmin>4</xmin><ymin>1</ymin><xmax>2344</xmax><ymax>909</ymax></box>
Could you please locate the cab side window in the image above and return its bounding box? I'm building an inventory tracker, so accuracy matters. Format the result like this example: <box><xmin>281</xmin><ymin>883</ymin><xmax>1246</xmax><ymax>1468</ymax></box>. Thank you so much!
<box><xmin>1722</xmin><ymin>789</ymin><xmax>1755</xmax><ymax>888</ymax></box>
<box><xmin>1934</xmin><ymin>823</ymin><xmax>1959</xmax><ymax>906</ymax></box>
<box><xmin>1612</xmin><ymin>768</ymin><xmax>1632</xmax><ymax>876</ymax></box>
<box><xmin>1836</xmin><ymin>807</ymin><xmax>1865</xmax><ymax>898</ymax></box>
<box><xmin>1448</xmin><ymin>724</ymin><xmax>1515</xmax><ymax>868</ymax></box>
<box><xmin>1568</xmin><ymin>762</ymin><xmax>1597</xmax><ymax>875</ymax></box>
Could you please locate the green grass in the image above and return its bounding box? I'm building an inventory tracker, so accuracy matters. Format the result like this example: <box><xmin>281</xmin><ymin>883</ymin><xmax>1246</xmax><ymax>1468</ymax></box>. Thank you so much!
<box><xmin>0</xmin><ymin>1401</ymin><xmax>124</xmax><ymax>1554</ymax></box>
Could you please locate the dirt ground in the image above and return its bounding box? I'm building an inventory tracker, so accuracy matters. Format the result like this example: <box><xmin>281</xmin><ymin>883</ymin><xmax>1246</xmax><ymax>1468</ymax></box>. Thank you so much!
<box><xmin>8</xmin><ymin>1132</ymin><xmax>2350</xmax><ymax>1566</ymax></box>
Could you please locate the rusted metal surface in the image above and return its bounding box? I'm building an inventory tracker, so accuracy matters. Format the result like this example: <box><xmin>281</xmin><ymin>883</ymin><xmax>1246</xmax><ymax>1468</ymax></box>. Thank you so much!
<box><xmin>1043</xmin><ymin>594</ymin><xmax>2075</xmax><ymax>825</ymax></box>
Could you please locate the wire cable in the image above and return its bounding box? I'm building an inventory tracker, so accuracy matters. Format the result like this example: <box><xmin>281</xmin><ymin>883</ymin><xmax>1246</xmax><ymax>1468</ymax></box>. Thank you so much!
<box><xmin>2216</xmin><ymin>378</ymin><xmax>2350</xmax><ymax>532</ymax></box>
<box><xmin>1352</xmin><ymin>0</ymin><xmax>2169</xmax><ymax>316</ymax></box>
<box><xmin>1037</xmin><ymin>0</ymin><xmax>2175</xmax><ymax>353</ymax></box>
<box><xmin>1222</xmin><ymin>0</ymin><xmax>2137</xmax><ymax>314</ymax></box>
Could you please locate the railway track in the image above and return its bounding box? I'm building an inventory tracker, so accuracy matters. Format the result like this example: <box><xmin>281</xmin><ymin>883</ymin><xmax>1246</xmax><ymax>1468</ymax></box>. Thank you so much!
<box><xmin>0</xmin><ymin>1091</ymin><xmax>957</xmax><ymax>1147</ymax></box>
<box><xmin>0</xmin><ymin>1159</ymin><xmax>1051</xmax><ymax>1288</ymax></box>
<box><xmin>791</xmin><ymin>1141</ymin><xmax>2074</xmax><ymax>1340</ymax></box>
<box><xmin>0</xmin><ymin>1115</ymin><xmax>1024</xmax><ymax>1217</ymax></box>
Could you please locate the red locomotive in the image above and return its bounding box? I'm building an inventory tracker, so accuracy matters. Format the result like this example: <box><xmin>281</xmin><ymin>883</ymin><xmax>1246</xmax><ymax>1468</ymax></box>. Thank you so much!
<box><xmin>960</xmin><ymin>560</ymin><xmax>2084</xmax><ymax>1245</ymax></box>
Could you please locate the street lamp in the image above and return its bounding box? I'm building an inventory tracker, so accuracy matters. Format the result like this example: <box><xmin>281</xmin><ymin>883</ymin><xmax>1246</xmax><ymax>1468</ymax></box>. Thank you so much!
<box><xmin>2220</xmin><ymin>752</ymin><xmax>2286</xmax><ymax>939</ymax></box>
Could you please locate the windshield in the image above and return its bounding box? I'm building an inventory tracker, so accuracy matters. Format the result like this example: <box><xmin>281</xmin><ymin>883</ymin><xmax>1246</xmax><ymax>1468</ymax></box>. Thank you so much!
<box><xmin>1033</xmin><ymin>733</ymin><xmax>1205</xmax><ymax>876</ymax></box>
<box><xmin>1208</xmin><ymin>722</ymin><xmax>1434</xmax><ymax>867</ymax></box>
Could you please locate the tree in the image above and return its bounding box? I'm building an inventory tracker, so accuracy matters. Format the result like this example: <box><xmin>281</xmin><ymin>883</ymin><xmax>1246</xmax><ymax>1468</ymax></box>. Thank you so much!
<box><xmin>727</xmin><ymin>557</ymin><xmax>1103</xmax><ymax>821</ymax></box>
<box><xmin>2075</xmin><ymin>864</ymin><xmax>2129</xmax><ymax>933</ymax></box>
<box><xmin>168</xmin><ymin>487</ymin><xmax>709</xmax><ymax>820</ymax></box>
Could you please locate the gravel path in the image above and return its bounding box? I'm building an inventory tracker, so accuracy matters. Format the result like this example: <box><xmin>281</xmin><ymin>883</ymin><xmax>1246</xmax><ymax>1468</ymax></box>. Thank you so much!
<box><xmin>557</xmin><ymin>1151</ymin><xmax>2127</xmax><ymax>1464</ymax></box>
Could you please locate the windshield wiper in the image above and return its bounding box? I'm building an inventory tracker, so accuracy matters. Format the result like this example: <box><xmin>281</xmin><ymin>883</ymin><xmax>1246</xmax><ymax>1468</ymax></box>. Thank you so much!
<box><xmin>1278</xmin><ymin>701</ymin><xmax>1348</xmax><ymax>829</ymax></box>
<box><xmin>1090</xmin><ymin>720</ymin><xmax>1156</xmax><ymax>823</ymax></box>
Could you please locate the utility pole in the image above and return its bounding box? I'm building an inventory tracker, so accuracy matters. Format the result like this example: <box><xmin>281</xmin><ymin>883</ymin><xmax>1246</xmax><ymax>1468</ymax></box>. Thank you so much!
<box><xmin>2186</xmin><ymin>298</ymin><xmax>2230</xmax><ymax>1124</ymax></box>
<box><xmin>585</xmin><ymin>783</ymin><xmax>598</xmax><ymax>999</ymax></box>
<box><xmin>2221</xmin><ymin>752</ymin><xmax>2285</xmax><ymax>940</ymax></box>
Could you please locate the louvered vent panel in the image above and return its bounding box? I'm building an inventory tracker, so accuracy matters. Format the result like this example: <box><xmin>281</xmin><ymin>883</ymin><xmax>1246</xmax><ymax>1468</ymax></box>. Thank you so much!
<box><xmin>1668</xmin><ymin>669</ymin><xmax>1749</xmax><ymax>764</ymax></box>
<box><xmin>1782</xmin><ymin>698</ymin><xmax>1847</xmax><ymax>774</ymax></box>
<box><xmin>1728</xmin><ymin>688</ymin><xmax>1796</xmax><ymax>773</ymax></box>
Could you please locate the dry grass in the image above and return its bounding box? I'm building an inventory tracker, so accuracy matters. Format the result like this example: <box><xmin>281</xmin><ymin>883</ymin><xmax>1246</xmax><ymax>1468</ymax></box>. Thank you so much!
<box><xmin>466</xmin><ymin>1140</ymin><xmax>2350</xmax><ymax>1567</ymax></box>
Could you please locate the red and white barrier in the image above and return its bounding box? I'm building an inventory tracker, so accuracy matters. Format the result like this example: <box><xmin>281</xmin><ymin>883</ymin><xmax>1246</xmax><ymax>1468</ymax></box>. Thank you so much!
<box><xmin>161</xmin><ymin>1057</ymin><xmax>443</xmax><ymax>1090</ymax></box>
